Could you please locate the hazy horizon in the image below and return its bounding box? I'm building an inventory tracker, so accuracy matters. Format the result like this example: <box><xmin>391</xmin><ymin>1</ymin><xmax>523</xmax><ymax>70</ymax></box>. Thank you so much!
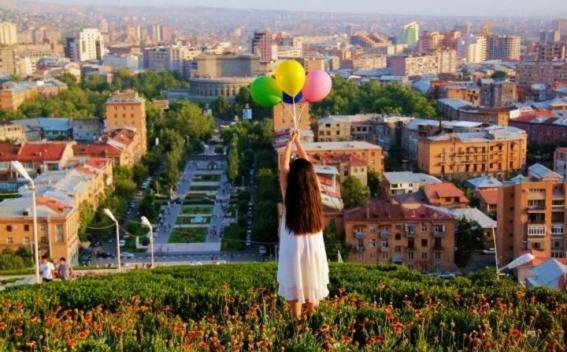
<box><xmin>24</xmin><ymin>0</ymin><xmax>567</xmax><ymax>18</ymax></box>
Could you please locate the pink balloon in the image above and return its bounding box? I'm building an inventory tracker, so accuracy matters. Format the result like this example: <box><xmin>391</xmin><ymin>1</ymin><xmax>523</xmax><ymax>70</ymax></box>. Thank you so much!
<box><xmin>302</xmin><ymin>70</ymin><xmax>332</xmax><ymax>103</ymax></box>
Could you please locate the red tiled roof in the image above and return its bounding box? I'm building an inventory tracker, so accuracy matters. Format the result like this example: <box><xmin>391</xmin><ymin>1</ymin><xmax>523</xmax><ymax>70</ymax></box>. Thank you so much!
<box><xmin>344</xmin><ymin>199</ymin><xmax>453</xmax><ymax>221</ymax></box>
<box><xmin>476</xmin><ymin>188</ymin><xmax>498</xmax><ymax>205</ymax></box>
<box><xmin>0</xmin><ymin>144</ymin><xmax>22</xmax><ymax>161</ymax></box>
<box><xmin>73</xmin><ymin>144</ymin><xmax>121</xmax><ymax>157</ymax></box>
<box><xmin>17</xmin><ymin>142</ymin><xmax>70</xmax><ymax>162</ymax></box>
<box><xmin>424</xmin><ymin>182</ymin><xmax>469</xmax><ymax>205</ymax></box>
<box><xmin>84</xmin><ymin>157</ymin><xmax>111</xmax><ymax>169</ymax></box>
<box><xmin>37</xmin><ymin>196</ymin><xmax>70</xmax><ymax>213</ymax></box>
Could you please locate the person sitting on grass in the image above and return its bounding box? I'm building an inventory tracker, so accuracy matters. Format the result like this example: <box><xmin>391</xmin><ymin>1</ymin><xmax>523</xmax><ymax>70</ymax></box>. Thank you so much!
<box><xmin>277</xmin><ymin>129</ymin><xmax>329</xmax><ymax>320</ymax></box>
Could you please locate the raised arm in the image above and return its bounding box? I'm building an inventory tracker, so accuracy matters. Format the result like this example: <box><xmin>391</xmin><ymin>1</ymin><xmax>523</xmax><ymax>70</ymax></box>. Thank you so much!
<box><xmin>279</xmin><ymin>130</ymin><xmax>298</xmax><ymax>198</ymax></box>
<box><xmin>294</xmin><ymin>132</ymin><xmax>309</xmax><ymax>161</ymax></box>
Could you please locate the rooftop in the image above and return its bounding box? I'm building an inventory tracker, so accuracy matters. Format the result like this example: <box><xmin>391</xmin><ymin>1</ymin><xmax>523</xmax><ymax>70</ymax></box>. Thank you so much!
<box><xmin>426</xmin><ymin>126</ymin><xmax>526</xmax><ymax>143</ymax></box>
<box><xmin>451</xmin><ymin>207</ymin><xmax>497</xmax><ymax>229</ymax></box>
<box><xmin>383</xmin><ymin>171</ymin><xmax>441</xmax><ymax>185</ymax></box>
<box><xmin>0</xmin><ymin>195</ymin><xmax>73</xmax><ymax>218</ymax></box>
<box><xmin>465</xmin><ymin>175</ymin><xmax>503</xmax><ymax>189</ymax></box>
<box><xmin>105</xmin><ymin>90</ymin><xmax>145</xmax><ymax>104</ymax></box>
<box><xmin>302</xmin><ymin>141</ymin><xmax>382</xmax><ymax>151</ymax></box>
<box><xmin>344</xmin><ymin>199</ymin><xmax>454</xmax><ymax>221</ymax></box>
<box><xmin>476</xmin><ymin>188</ymin><xmax>498</xmax><ymax>205</ymax></box>
<box><xmin>528</xmin><ymin>163</ymin><xmax>563</xmax><ymax>181</ymax></box>
<box><xmin>424</xmin><ymin>182</ymin><xmax>469</xmax><ymax>205</ymax></box>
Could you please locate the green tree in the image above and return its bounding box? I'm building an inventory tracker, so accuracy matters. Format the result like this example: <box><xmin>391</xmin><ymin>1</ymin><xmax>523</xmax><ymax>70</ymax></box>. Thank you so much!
<box><xmin>168</xmin><ymin>101</ymin><xmax>215</xmax><ymax>140</ymax></box>
<box><xmin>341</xmin><ymin>177</ymin><xmax>370</xmax><ymax>208</ymax></box>
<box><xmin>227</xmin><ymin>135</ymin><xmax>240</xmax><ymax>183</ymax></box>
<box><xmin>323</xmin><ymin>220</ymin><xmax>351</xmax><ymax>261</ymax></box>
<box><xmin>490</xmin><ymin>70</ymin><xmax>508</xmax><ymax>80</ymax></box>
<box><xmin>367</xmin><ymin>170</ymin><xmax>380</xmax><ymax>197</ymax></box>
<box><xmin>211</xmin><ymin>96</ymin><xmax>232</xmax><ymax>120</ymax></box>
<box><xmin>454</xmin><ymin>218</ymin><xmax>487</xmax><ymax>268</ymax></box>
<box><xmin>78</xmin><ymin>202</ymin><xmax>95</xmax><ymax>241</ymax></box>
<box><xmin>165</xmin><ymin>151</ymin><xmax>181</xmax><ymax>187</ymax></box>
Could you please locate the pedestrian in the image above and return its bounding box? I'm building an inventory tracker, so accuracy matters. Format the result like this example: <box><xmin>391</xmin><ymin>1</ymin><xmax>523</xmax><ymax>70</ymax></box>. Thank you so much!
<box><xmin>39</xmin><ymin>255</ymin><xmax>55</xmax><ymax>283</ymax></box>
<box><xmin>277</xmin><ymin>130</ymin><xmax>329</xmax><ymax>320</ymax></box>
<box><xmin>57</xmin><ymin>257</ymin><xmax>72</xmax><ymax>280</ymax></box>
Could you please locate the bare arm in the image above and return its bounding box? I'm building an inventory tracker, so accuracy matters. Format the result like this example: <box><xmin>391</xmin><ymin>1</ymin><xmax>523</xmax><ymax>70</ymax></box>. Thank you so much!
<box><xmin>294</xmin><ymin>135</ymin><xmax>309</xmax><ymax>161</ymax></box>
<box><xmin>279</xmin><ymin>130</ymin><xmax>298</xmax><ymax>198</ymax></box>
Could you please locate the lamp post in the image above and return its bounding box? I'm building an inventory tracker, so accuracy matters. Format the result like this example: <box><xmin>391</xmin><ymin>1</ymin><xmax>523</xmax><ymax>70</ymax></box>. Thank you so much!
<box><xmin>140</xmin><ymin>216</ymin><xmax>154</xmax><ymax>268</ymax></box>
<box><xmin>103</xmin><ymin>208</ymin><xmax>121</xmax><ymax>272</ymax></box>
<box><xmin>11</xmin><ymin>161</ymin><xmax>40</xmax><ymax>284</ymax></box>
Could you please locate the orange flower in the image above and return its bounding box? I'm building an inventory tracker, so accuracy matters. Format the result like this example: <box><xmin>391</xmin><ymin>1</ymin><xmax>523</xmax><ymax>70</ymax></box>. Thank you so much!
<box><xmin>15</xmin><ymin>328</ymin><xmax>23</xmax><ymax>337</ymax></box>
<box><xmin>78</xmin><ymin>331</ymin><xmax>89</xmax><ymax>340</ymax></box>
<box><xmin>67</xmin><ymin>338</ymin><xmax>78</xmax><ymax>348</ymax></box>
<box><xmin>510</xmin><ymin>328</ymin><xmax>523</xmax><ymax>339</ymax></box>
<box><xmin>0</xmin><ymin>322</ymin><xmax>6</xmax><ymax>331</ymax></box>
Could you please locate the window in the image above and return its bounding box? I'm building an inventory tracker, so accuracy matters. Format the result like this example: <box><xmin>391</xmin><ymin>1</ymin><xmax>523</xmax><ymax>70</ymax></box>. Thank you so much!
<box><xmin>421</xmin><ymin>239</ymin><xmax>428</xmax><ymax>247</ymax></box>
<box><xmin>551</xmin><ymin>224</ymin><xmax>563</xmax><ymax>235</ymax></box>
<box><xmin>395</xmin><ymin>246</ymin><xmax>401</xmax><ymax>253</ymax></box>
<box><xmin>434</xmin><ymin>252</ymin><xmax>441</xmax><ymax>260</ymax></box>
<box><xmin>369</xmin><ymin>225</ymin><xmax>376</xmax><ymax>233</ymax></box>
<box><xmin>421</xmin><ymin>252</ymin><xmax>428</xmax><ymax>260</ymax></box>
<box><xmin>369</xmin><ymin>239</ymin><xmax>376</xmax><ymax>247</ymax></box>
<box><xmin>6</xmin><ymin>225</ymin><xmax>12</xmax><ymax>232</ymax></box>
<box><xmin>421</xmin><ymin>223</ymin><xmax>427</xmax><ymax>231</ymax></box>
<box><xmin>24</xmin><ymin>224</ymin><xmax>30</xmax><ymax>232</ymax></box>
<box><xmin>408</xmin><ymin>238</ymin><xmax>415</xmax><ymax>249</ymax></box>
<box><xmin>24</xmin><ymin>237</ymin><xmax>30</xmax><ymax>245</ymax></box>
<box><xmin>56</xmin><ymin>224</ymin><xmax>64</xmax><ymax>242</ymax></box>
<box><xmin>434</xmin><ymin>224</ymin><xmax>444</xmax><ymax>233</ymax></box>
<box><xmin>7</xmin><ymin>237</ymin><xmax>13</xmax><ymax>244</ymax></box>
<box><xmin>408</xmin><ymin>251</ymin><xmax>414</xmax><ymax>260</ymax></box>
<box><xmin>395</xmin><ymin>233</ymin><xmax>401</xmax><ymax>240</ymax></box>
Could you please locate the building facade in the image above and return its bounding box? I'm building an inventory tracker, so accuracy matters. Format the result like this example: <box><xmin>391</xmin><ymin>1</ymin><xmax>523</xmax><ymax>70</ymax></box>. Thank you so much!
<box><xmin>554</xmin><ymin>147</ymin><xmax>567</xmax><ymax>180</ymax></box>
<box><xmin>105</xmin><ymin>90</ymin><xmax>147</xmax><ymax>156</ymax></box>
<box><xmin>0</xmin><ymin>22</ymin><xmax>17</xmax><ymax>45</ymax></box>
<box><xmin>65</xmin><ymin>28</ymin><xmax>105</xmax><ymax>62</ymax></box>
<box><xmin>417</xmin><ymin>127</ymin><xmax>527</xmax><ymax>179</ymax></box>
<box><xmin>487</xmin><ymin>35</ymin><xmax>521</xmax><ymax>61</ymax></box>
<box><xmin>344</xmin><ymin>200</ymin><xmax>456</xmax><ymax>272</ymax></box>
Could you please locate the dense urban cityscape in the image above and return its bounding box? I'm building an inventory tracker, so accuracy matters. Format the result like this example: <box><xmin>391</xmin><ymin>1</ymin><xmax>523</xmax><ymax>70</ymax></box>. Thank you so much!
<box><xmin>0</xmin><ymin>0</ymin><xmax>565</xmax><ymax>350</ymax></box>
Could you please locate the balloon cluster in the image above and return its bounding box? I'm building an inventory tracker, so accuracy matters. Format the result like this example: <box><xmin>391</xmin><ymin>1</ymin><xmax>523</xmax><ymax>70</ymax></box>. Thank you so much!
<box><xmin>250</xmin><ymin>59</ymin><xmax>332</xmax><ymax>128</ymax></box>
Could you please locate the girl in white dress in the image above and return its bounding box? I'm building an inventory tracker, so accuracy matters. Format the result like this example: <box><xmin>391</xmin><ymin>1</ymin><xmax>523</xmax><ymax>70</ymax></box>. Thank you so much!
<box><xmin>277</xmin><ymin>130</ymin><xmax>329</xmax><ymax>319</ymax></box>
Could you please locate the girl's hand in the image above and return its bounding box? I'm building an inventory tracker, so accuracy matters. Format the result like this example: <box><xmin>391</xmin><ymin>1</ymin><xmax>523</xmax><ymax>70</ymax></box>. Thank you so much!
<box><xmin>289</xmin><ymin>129</ymin><xmax>299</xmax><ymax>144</ymax></box>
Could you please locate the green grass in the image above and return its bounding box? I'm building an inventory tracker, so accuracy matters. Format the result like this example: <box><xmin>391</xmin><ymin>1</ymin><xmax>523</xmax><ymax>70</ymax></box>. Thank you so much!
<box><xmin>180</xmin><ymin>205</ymin><xmax>214</xmax><ymax>215</ymax></box>
<box><xmin>220</xmin><ymin>224</ymin><xmax>245</xmax><ymax>251</ymax></box>
<box><xmin>168</xmin><ymin>227</ymin><xmax>208</xmax><ymax>243</ymax></box>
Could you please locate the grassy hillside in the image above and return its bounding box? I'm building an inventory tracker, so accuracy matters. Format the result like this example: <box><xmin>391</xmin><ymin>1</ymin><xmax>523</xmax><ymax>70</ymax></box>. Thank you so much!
<box><xmin>0</xmin><ymin>264</ymin><xmax>565</xmax><ymax>351</ymax></box>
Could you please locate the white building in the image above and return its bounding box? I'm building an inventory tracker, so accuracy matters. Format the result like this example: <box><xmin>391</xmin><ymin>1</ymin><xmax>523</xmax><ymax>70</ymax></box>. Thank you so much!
<box><xmin>65</xmin><ymin>28</ymin><xmax>105</xmax><ymax>62</ymax></box>
<box><xmin>0</xmin><ymin>22</ymin><xmax>17</xmax><ymax>45</ymax></box>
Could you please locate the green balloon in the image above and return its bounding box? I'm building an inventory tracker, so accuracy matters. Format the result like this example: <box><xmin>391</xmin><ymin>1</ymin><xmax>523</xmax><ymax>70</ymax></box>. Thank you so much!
<box><xmin>250</xmin><ymin>76</ymin><xmax>282</xmax><ymax>107</ymax></box>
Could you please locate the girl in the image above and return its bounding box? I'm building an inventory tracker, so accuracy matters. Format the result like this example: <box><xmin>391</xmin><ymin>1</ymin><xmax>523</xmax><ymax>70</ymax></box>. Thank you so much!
<box><xmin>277</xmin><ymin>129</ymin><xmax>329</xmax><ymax>319</ymax></box>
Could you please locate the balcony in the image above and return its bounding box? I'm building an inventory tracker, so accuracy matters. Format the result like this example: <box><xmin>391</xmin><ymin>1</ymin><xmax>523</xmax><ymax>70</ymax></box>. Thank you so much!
<box><xmin>433</xmin><ymin>230</ymin><xmax>445</xmax><ymax>238</ymax></box>
<box><xmin>551</xmin><ymin>224</ymin><xmax>564</xmax><ymax>236</ymax></box>
<box><xmin>433</xmin><ymin>245</ymin><xmax>444</xmax><ymax>251</ymax></box>
<box><xmin>527</xmin><ymin>225</ymin><xmax>546</xmax><ymax>237</ymax></box>
<box><xmin>354</xmin><ymin>230</ymin><xmax>365</xmax><ymax>240</ymax></box>
<box><xmin>355</xmin><ymin>245</ymin><xmax>365</xmax><ymax>252</ymax></box>
<box><xmin>380</xmin><ymin>229</ymin><xmax>390</xmax><ymax>239</ymax></box>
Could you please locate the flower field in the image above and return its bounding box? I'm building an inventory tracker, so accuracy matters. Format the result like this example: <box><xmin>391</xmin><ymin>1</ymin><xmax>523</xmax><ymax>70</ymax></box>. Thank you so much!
<box><xmin>0</xmin><ymin>264</ymin><xmax>565</xmax><ymax>351</ymax></box>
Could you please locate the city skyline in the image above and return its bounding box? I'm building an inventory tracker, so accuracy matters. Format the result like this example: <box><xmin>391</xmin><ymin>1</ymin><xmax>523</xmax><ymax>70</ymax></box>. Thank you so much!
<box><xmin>27</xmin><ymin>0</ymin><xmax>567</xmax><ymax>18</ymax></box>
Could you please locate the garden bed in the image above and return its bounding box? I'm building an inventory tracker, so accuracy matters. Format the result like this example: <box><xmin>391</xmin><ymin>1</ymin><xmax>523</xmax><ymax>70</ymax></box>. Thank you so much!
<box><xmin>193</xmin><ymin>174</ymin><xmax>222</xmax><ymax>182</ymax></box>
<box><xmin>168</xmin><ymin>227</ymin><xmax>208</xmax><ymax>243</ymax></box>
<box><xmin>175</xmin><ymin>215</ymin><xmax>211</xmax><ymax>225</ymax></box>
<box><xmin>180</xmin><ymin>205</ymin><xmax>214</xmax><ymax>215</ymax></box>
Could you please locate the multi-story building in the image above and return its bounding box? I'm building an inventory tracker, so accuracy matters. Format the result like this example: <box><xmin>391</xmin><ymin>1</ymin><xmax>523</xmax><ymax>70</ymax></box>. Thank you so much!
<box><xmin>554</xmin><ymin>147</ymin><xmax>567</xmax><ymax>180</ymax></box>
<box><xmin>508</xmin><ymin>108</ymin><xmax>567</xmax><ymax>144</ymax></box>
<box><xmin>417</xmin><ymin>126</ymin><xmax>527</xmax><ymax>179</ymax></box>
<box><xmin>456</xmin><ymin>34</ymin><xmax>487</xmax><ymax>63</ymax></box>
<box><xmin>273</xmin><ymin>102</ymin><xmax>311</xmax><ymax>131</ymax></box>
<box><xmin>312</xmin><ymin>153</ymin><xmax>368</xmax><ymax>186</ymax></box>
<box><xmin>105</xmin><ymin>90</ymin><xmax>147</xmax><ymax>156</ymax></box>
<box><xmin>418</xmin><ymin>31</ymin><xmax>443</xmax><ymax>52</ymax></box>
<box><xmin>0</xmin><ymin>122</ymin><xmax>25</xmax><ymax>143</ymax></box>
<box><xmin>251</xmin><ymin>31</ymin><xmax>277</xmax><ymax>62</ymax></box>
<box><xmin>0</xmin><ymin>195</ymin><xmax>80</xmax><ymax>262</ymax></box>
<box><xmin>532</xmin><ymin>42</ymin><xmax>567</xmax><ymax>61</ymax></box>
<box><xmin>65</xmin><ymin>28</ymin><xmax>105</xmax><ymax>62</ymax></box>
<box><xmin>387</xmin><ymin>49</ymin><xmax>457</xmax><ymax>76</ymax></box>
<box><xmin>402</xmin><ymin>22</ymin><xmax>420</xmax><ymax>46</ymax></box>
<box><xmin>315</xmin><ymin>114</ymin><xmax>412</xmax><ymax>150</ymax></box>
<box><xmin>301</xmin><ymin>141</ymin><xmax>384</xmax><ymax>175</ymax></box>
<box><xmin>497</xmin><ymin>163</ymin><xmax>567</xmax><ymax>264</ymax></box>
<box><xmin>344</xmin><ymin>200</ymin><xmax>456</xmax><ymax>272</ymax></box>
<box><xmin>142</xmin><ymin>45</ymin><xmax>200</xmax><ymax>73</ymax></box>
<box><xmin>381</xmin><ymin>171</ymin><xmax>441</xmax><ymax>197</ymax></box>
<box><xmin>0</xmin><ymin>22</ymin><xmax>17</xmax><ymax>45</ymax></box>
<box><xmin>516</xmin><ymin>61</ymin><xmax>567</xmax><ymax>87</ymax></box>
<box><xmin>440</xmin><ymin>82</ymin><xmax>480</xmax><ymax>105</ymax></box>
<box><xmin>190</xmin><ymin>54</ymin><xmax>263</xmax><ymax>78</ymax></box>
<box><xmin>0</xmin><ymin>142</ymin><xmax>75</xmax><ymax>181</ymax></box>
<box><xmin>487</xmin><ymin>35</ymin><xmax>521</xmax><ymax>61</ymax></box>
<box><xmin>437</xmin><ymin>98</ymin><xmax>511</xmax><ymax>126</ymax></box>
<box><xmin>480</xmin><ymin>79</ymin><xmax>517</xmax><ymax>108</ymax></box>
<box><xmin>0</xmin><ymin>79</ymin><xmax>67</xmax><ymax>112</ymax></box>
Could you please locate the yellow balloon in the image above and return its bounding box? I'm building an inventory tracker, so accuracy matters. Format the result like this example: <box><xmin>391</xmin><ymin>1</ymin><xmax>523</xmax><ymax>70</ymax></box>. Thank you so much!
<box><xmin>275</xmin><ymin>59</ymin><xmax>305</xmax><ymax>97</ymax></box>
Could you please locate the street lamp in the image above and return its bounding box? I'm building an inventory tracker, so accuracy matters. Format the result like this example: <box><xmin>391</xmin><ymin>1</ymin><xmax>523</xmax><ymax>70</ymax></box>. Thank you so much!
<box><xmin>103</xmin><ymin>208</ymin><xmax>121</xmax><ymax>272</ymax></box>
<box><xmin>140</xmin><ymin>216</ymin><xmax>154</xmax><ymax>268</ymax></box>
<box><xmin>11</xmin><ymin>161</ymin><xmax>40</xmax><ymax>284</ymax></box>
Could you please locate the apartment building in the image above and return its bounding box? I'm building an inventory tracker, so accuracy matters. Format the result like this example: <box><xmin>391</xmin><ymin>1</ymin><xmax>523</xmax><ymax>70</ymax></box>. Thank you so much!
<box><xmin>0</xmin><ymin>122</ymin><xmax>25</xmax><ymax>143</ymax></box>
<box><xmin>480</xmin><ymin>79</ymin><xmax>517</xmax><ymax>108</ymax></box>
<box><xmin>387</xmin><ymin>49</ymin><xmax>457</xmax><ymax>76</ymax></box>
<box><xmin>65</xmin><ymin>28</ymin><xmax>105</xmax><ymax>62</ymax></box>
<box><xmin>344</xmin><ymin>200</ymin><xmax>456</xmax><ymax>272</ymax></box>
<box><xmin>417</xmin><ymin>126</ymin><xmax>527</xmax><ymax>179</ymax></box>
<box><xmin>554</xmin><ymin>147</ymin><xmax>567</xmax><ymax>180</ymax></box>
<box><xmin>437</xmin><ymin>98</ymin><xmax>510</xmax><ymax>126</ymax></box>
<box><xmin>0</xmin><ymin>196</ymin><xmax>80</xmax><ymax>262</ymax></box>
<box><xmin>301</xmin><ymin>141</ymin><xmax>384</xmax><ymax>175</ymax></box>
<box><xmin>381</xmin><ymin>171</ymin><xmax>441</xmax><ymax>197</ymax></box>
<box><xmin>0</xmin><ymin>79</ymin><xmax>67</xmax><ymax>112</ymax></box>
<box><xmin>497</xmin><ymin>164</ymin><xmax>567</xmax><ymax>264</ymax></box>
<box><xmin>0</xmin><ymin>142</ymin><xmax>75</xmax><ymax>180</ymax></box>
<box><xmin>315</xmin><ymin>114</ymin><xmax>412</xmax><ymax>150</ymax></box>
<box><xmin>73</xmin><ymin>127</ymin><xmax>141</xmax><ymax>167</ymax></box>
<box><xmin>105</xmin><ymin>90</ymin><xmax>147</xmax><ymax>156</ymax></box>
<box><xmin>516</xmin><ymin>61</ymin><xmax>567</xmax><ymax>87</ymax></box>
<box><xmin>508</xmin><ymin>109</ymin><xmax>567</xmax><ymax>144</ymax></box>
<box><xmin>487</xmin><ymin>35</ymin><xmax>521</xmax><ymax>61</ymax></box>
<box><xmin>312</xmin><ymin>153</ymin><xmax>368</xmax><ymax>186</ymax></box>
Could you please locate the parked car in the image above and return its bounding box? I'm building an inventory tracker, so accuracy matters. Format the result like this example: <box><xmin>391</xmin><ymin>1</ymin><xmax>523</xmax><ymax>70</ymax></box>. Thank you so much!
<box><xmin>258</xmin><ymin>245</ymin><xmax>267</xmax><ymax>255</ymax></box>
<box><xmin>96</xmin><ymin>251</ymin><xmax>114</xmax><ymax>259</ymax></box>
<box><xmin>119</xmin><ymin>240</ymin><xmax>126</xmax><ymax>247</ymax></box>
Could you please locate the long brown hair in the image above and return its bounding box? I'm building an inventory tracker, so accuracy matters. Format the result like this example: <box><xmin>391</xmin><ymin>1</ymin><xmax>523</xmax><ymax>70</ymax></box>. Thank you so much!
<box><xmin>285</xmin><ymin>158</ymin><xmax>324</xmax><ymax>235</ymax></box>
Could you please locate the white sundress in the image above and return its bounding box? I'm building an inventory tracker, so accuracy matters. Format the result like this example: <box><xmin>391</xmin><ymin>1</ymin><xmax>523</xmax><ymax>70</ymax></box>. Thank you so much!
<box><xmin>277</xmin><ymin>211</ymin><xmax>330</xmax><ymax>304</ymax></box>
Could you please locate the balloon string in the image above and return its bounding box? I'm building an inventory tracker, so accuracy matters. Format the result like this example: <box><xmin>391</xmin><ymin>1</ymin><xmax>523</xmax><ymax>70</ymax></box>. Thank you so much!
<box><xmin>283</xmin><ymin>103</ymin><xmax>294</xmax><ymax>129</ymax></box>
<box><xmin>292</xmin><ymin>98</ymin><xmax>297</xmax><ymax>130</ymax></box>
<box><xmin>297</xmin><ymin>103</ymin><xmax>307</xmax><ymax>129</ymax></box>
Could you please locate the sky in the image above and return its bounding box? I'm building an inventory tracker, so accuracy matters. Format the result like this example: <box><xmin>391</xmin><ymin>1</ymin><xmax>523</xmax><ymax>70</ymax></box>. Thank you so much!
<box><xmin>35</xmin><ymin>0</ymin><xmax>567</xmax><ymax>17</ymax></box>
